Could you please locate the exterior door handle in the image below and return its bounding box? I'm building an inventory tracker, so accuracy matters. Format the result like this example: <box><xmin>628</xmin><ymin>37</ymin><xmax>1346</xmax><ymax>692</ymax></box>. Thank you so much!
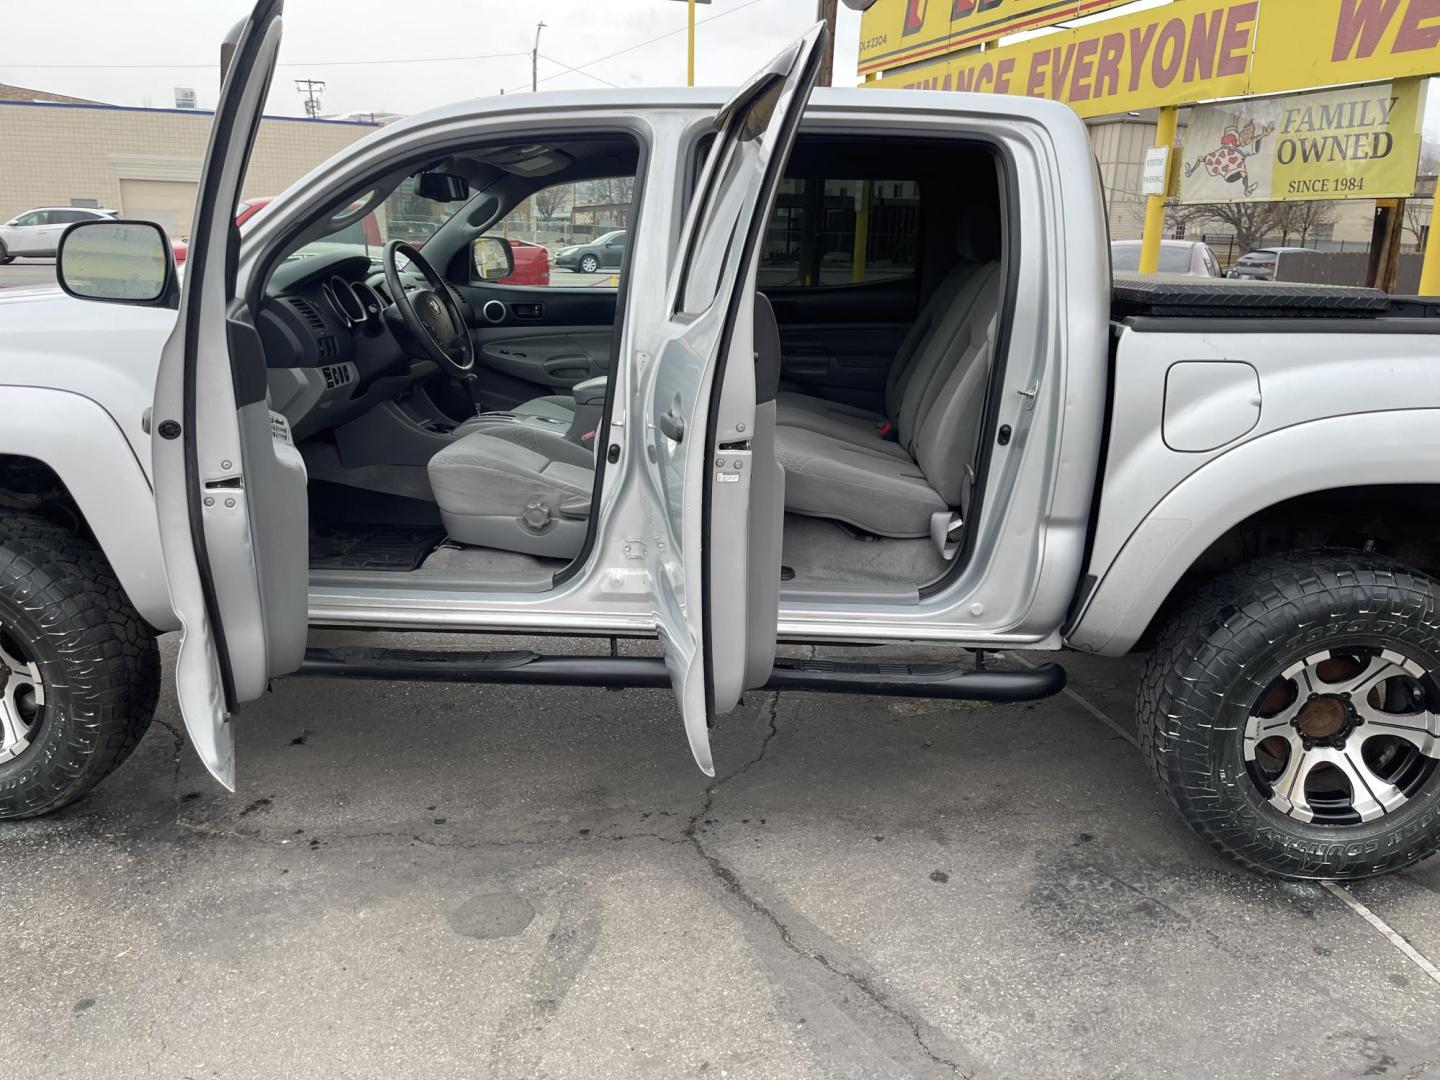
<box><xmin>659</xmin><ymin>408</ymin><xmax>685</xmax><ymax>443</ymax></box>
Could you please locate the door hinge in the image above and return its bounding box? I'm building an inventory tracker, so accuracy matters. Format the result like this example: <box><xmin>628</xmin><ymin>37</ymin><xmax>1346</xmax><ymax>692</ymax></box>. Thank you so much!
<box><xmin>1016</xmin><ymin>381</ymin><xmax>1040</xmax><ymax>409</ymax></box>
<box><xmin>622</xmin><ymin>538</ymin><xmax>647</xmax><ymax>560</ymax></box>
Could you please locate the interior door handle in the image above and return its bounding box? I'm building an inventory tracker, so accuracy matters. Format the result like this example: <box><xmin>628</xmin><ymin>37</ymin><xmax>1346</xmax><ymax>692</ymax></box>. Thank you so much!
<box><xmin>659</xmin><ymin>408</ymin><xmax>685</xmax><ymax>443</ymax></box>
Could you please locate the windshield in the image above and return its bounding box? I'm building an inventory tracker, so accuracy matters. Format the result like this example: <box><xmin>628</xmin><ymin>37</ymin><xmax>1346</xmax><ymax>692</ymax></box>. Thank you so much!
<box><xmin>1112</xmin><ymin>245</ymin><xmax>1191</xmax><ymax>273</ymax></box>
<box><xmin>288</xmin><ymin>175</ymin><xmax>468</xmax><ymax>267</ymax></box>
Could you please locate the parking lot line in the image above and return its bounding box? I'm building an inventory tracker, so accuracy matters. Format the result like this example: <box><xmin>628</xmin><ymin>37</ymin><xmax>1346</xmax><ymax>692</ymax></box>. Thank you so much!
<box><xmin>1007</xmin><ymin>651</ymin><xmax>1140</xmax><ymax>748</ymax></box>
<box><xmin>1322</xmin><ymin>881</ymin><xmax>1440</xmax><ymax>988</ymax></box>
<box><xmin>1010</xmin><ymin>650</ymin><xmax>1440</xmax><ymax>987</ymax></box>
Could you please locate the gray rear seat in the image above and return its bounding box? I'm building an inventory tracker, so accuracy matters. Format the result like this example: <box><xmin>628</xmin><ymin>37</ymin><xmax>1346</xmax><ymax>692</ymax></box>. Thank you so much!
<box><xmin>774</xmin><ymin>200</ymin><xmax>1003</xmax><ymax>540</ymax></box>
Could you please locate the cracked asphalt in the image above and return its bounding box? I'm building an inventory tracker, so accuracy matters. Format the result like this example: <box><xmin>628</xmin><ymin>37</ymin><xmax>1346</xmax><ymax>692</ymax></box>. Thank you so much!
<box><xmin>3</xmin><ymin>633</ymin><xmax>1439</xmax><ymax>1079</ymax></box>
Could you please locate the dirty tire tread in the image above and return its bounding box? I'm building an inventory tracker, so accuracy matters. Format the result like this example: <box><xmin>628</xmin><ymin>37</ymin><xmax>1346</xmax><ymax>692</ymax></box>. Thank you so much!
<box><xmin>1138</xmin><ymin>550</ymin><xmax>1440</xmax><ymax>880</ymax></box>
<box><xmin>0</xmin><ymin>509</ymin><xmax>159</xmax><ymax>818</ymax></box>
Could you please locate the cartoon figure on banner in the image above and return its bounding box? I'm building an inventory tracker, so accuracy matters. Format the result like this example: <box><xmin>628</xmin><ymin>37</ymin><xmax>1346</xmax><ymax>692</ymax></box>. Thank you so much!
<box><xmin>1186</xmin><ymin>116</ymin><xmax>1276</xmax><ymax>198</ymax></box>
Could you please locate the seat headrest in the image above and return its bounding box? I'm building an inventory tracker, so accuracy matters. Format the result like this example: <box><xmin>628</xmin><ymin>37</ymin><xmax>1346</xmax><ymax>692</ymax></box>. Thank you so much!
<box><xmin>955</xmin><ymin>193</ymin><xmax>1002</xmax><ymax>263</ymax></box>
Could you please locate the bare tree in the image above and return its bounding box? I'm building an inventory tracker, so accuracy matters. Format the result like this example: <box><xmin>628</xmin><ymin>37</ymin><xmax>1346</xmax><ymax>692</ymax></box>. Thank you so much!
<box><xmin>1169</xmin><ymin>200</ymin><xmax>1286</xmax><ymax>254</ymax></box>
<box><xmin>1273</xmin><ymin>200</ymin><xmax>1337</xmax><ymax>247</ymax></box>
<box><xmin>531</xmin><ymin>184</ymin><xmax>568</xmax><ymax>225</ymax></box>
<box><xmin>1404</xmin><ymin>147</ymin><xmax>1440</xmax><ymax>250</ymax></box>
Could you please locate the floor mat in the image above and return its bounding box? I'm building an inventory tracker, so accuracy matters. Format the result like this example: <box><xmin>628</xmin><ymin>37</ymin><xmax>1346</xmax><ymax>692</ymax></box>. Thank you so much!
<box><xmin>309</xmin><ymin>524</ymin><xmax>447</xmax><ymax>571</ymax></box>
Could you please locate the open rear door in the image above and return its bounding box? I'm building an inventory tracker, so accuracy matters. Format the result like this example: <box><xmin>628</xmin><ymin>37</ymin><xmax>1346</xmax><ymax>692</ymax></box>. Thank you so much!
<box><xmin>640</xmin><ymin>26</ymin><xmax>825</xmax><ymax>774</ymax></box>
<box><xmin>151</xmin><ymin>0</ymin><xmax>308</xmax><ymax>788</ymax></box>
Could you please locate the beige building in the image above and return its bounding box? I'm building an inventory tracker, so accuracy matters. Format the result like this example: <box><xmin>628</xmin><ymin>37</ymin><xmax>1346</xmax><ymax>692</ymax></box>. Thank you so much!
<box><xmin>0</xmin><ymin>85</ymin><xmax>378</xmax><ymax>237</ymax></box>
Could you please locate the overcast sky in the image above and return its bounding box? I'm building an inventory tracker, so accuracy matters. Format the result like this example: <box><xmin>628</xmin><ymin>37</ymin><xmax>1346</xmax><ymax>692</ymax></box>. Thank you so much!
<box><xmin>0</xmin><ymin>0</ymin><xmax>863</xmax><ymax>117</ymax></box>
<box><xmin>1</xmin><ymin>0</ymin><xmax>1436</xmax><ymax>140</ymax></box>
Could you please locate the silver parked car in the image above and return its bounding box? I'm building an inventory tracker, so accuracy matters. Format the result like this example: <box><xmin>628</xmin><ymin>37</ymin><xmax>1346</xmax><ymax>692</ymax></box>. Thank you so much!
<box><xmin>0</xmin><ymin>206</ymin><xmax>115</xmax><ymax>262</ymax></box>
<box><xmin>1226</xmin><ymin>246</ymin><xmax>1318</xmax><ymax>281</ymax></box>
<box><xmin>1110</xmin><ymin>239</ymin><xmax>1221</xmax><ymax>277</ymax></box>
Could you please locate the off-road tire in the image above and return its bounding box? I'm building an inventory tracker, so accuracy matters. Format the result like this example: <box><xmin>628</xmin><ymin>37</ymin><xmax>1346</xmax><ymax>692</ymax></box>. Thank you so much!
<box><xmin>1138</xmin><ymin>551</ymin><xmax>1440</xmax><ymax>880</ymax></box>
<box><xmin>0</xmin><ymin>510</ymin><xmax>159</xmax><ymax>818</ymax></box>
<box><xmin>579</xmin><ymin>254</ymin><xmax>599</xmax><ymax>273</ymax></box>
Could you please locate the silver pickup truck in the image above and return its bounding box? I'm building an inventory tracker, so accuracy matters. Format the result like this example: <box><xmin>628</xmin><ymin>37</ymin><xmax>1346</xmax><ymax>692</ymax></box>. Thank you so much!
<box><xmin>1</xmin><ymin>1</ymin><xmax>1438</xmax><ymax>882</ymax></box>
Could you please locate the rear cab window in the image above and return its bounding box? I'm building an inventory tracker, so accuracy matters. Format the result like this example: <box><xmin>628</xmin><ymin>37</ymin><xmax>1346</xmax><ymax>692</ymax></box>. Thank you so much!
<box><xmin>760</xmin><ymin>177</ymin><xmax>919</xmax><ymax>289</ymax></box>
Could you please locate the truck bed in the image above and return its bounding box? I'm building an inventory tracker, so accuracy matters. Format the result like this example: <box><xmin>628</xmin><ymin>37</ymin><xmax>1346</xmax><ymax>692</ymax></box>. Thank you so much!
<box><xmin>1111</xmin><ymin>274</ymin><xmax>1439</xmax><ymax>321</ymax></box>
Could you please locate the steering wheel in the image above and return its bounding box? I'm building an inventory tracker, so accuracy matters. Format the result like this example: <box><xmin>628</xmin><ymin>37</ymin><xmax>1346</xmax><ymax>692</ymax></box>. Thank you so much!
<box><xmin>382</xmin><ymin>239</ymin><xmax>474</xmax><ymax>378</ymax></box>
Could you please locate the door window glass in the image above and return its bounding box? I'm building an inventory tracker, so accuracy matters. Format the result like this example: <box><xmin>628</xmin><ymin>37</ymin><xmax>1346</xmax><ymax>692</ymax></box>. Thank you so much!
<box><xmin>759</xmin><ymin>178</ymin><xmax>919</xmax><ymax>288</ymax></box>
<box><xmin>482</xmin><ymin>177</ymin><xmax>635</xmax><ymax>289</ymax></box>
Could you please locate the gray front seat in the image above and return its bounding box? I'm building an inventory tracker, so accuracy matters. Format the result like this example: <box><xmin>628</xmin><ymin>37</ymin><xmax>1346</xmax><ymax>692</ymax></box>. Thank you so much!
<box><xmin>429</xmin><ymin>295</ymin><xmax>784</xmax><ymax>560</ymax></box>
<box><xmin>427</xmin><ymin>424</ymin><xmax>595</xmax><ymax>558</ymax></box>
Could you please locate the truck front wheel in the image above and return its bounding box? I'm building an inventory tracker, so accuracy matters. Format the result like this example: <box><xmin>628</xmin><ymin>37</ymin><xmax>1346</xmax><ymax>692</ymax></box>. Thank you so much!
<box><xmin>0</xmin><ymin>511</ymin><xmax>159</xmax><ymax>818</ymax></box>
<box><xmin>1138</xmin><ymin>552</ymin><xmax>1440</xmax><ymax>880</ymax></box>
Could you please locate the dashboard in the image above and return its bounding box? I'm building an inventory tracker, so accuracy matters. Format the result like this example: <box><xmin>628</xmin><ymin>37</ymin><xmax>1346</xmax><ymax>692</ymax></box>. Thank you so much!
<box><xmin>257</xmin><ymin>251</ymin><xmax>443</xmax><ymax>441</ymax></box>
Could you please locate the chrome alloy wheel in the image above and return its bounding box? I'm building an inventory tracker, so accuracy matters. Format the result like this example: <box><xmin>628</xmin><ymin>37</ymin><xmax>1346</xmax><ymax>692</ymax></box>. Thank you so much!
<box><xmin>1245</xmin><ymin>648</ymin><xmax>1440</xmax><ymax>825</ymax></box>
<box><xmin>0</xmin><ymin>626</ymin><xmax>45</xmax><ymax>764</ymax></box>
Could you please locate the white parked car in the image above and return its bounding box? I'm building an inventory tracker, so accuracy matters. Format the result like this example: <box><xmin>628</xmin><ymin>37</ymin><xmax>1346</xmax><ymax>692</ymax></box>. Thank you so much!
<box><xmin>1110</xmin><ymin>239</ymin><xmax>1221</xmax><ymax>277</ymax></box>
<box><xmin>0</xmin><ymin>206</ymin><xmax>115</xmax><ymax>262</ymax></box>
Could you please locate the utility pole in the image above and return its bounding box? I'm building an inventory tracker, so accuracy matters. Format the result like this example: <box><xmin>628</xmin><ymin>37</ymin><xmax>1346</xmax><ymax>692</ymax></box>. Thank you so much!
<box><xmin>294</xmin><ymin>78</ymin><xmax>325</xmax><ymax>118</ymax></box>
<box><xmin>532</xmin><ymin>21</ymin><xmax>546</xmax><ymax>92</ymax></box>
<box><xmin>816</xmin><ymin>0</ymin><xmax>838</xmax><ymax>87</ymax></box>
<box><xmin>688</xmin><ymin>0</ymin><xmax>696</xmax><ymax>86</ymax></box>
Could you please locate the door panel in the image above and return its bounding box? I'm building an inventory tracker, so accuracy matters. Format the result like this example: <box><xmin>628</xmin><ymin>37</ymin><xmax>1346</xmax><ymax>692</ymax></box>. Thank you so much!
<box><xmin>478</xmin><ymin>328</ymin><xmax>613</xmax><ymax>386</ymax></box>
<box><xmin>456</xmin><ymin>281</ymin><xmax>618</xmax><ymax>408</ymax></box>
<box><xmin>639</xmin><ymin>25</ymin><xmax>824</xmax><ymax>775</ymax></box>
<box><xmin>151</xmin><ymin>0</ymin><xmax>306</xmax><ymax>789</ymax></box>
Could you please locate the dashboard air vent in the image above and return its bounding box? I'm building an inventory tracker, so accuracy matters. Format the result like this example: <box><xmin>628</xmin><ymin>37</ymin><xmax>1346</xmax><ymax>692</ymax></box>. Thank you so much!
<box><xmin>288</xmin><ymin>296</ymin><xmax>327</xmax><ymax>332</ymax></box>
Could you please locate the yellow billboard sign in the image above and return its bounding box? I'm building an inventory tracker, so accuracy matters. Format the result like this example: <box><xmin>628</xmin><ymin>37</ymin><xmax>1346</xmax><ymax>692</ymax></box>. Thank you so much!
<box><xmin>1179</xmin><ymin>81</ymin><xmax>1425</xmax><ymax>201</ymax></box>
<box><xmin>867</xmin><ymin>0</ymin><xmax>1440</xmax><ymax>121</ymax></box>
<box><xmin>857</xmin><ymin>0</ymin><xmax>1139</xmax><ymax>76</ymax></box>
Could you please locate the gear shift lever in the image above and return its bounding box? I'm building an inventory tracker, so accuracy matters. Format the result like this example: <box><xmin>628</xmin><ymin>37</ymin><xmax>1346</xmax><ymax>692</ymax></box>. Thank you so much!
<box><xmin>463</xmin><ymin>373</ymin><xmax>485</xmax><ymax>417</ymax></box>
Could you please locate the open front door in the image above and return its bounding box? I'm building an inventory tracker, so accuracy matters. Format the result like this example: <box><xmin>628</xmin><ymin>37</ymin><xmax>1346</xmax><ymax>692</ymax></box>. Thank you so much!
<box><xmin>151</xmin><ymin>0</ymin><xmax>308</xmax><ymax>788</ymax></box>
<box><xmin>641</xmin><ymin>26</ymin><xmax>825</xmax><ymax>775</ymax></box>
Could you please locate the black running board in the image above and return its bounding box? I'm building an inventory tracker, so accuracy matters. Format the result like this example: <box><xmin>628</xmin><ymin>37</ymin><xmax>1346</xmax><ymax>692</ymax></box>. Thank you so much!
<box><xmin>296</xmin><ymin>647</ymin><xmax>1065</xmax><ymax>702</ymax></box>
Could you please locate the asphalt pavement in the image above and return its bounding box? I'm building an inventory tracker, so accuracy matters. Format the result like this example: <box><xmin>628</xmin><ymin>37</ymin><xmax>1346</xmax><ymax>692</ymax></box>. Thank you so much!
<box><xmin>0</xmin><ymin>258</ymin><xmax>57</xmax><ymax>289</ymax></box>
<box><xmin>2</xmin><ymin>633</ymin><xmax>1437</xmax><ymax>1079</ymax></box>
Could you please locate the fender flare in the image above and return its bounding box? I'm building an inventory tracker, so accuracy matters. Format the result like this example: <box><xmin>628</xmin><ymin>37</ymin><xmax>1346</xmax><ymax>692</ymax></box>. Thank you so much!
<box><xmin>0</xmin><ymin>386</ymin><xmax>176</xmax><ymax>631</ymax></box>
<box><xmin>1067</xmin><ymin>409</ymin><xmax>1440</xmax><ymax>656</ymax></box>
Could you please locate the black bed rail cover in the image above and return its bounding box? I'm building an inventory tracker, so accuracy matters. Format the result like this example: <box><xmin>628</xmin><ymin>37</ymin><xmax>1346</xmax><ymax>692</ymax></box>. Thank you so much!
<box><xmin>1111</xmin><ymin>274</ymin><xmax>1392</xmax><ymax>319</ymax></box>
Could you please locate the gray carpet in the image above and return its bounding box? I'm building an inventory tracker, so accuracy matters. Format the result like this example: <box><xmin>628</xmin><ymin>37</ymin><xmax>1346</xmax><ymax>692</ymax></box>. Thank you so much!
<box><xmin>781</xmin><ymin>514</ymin><xmax>949</xmax><ymax>588</ymax></box>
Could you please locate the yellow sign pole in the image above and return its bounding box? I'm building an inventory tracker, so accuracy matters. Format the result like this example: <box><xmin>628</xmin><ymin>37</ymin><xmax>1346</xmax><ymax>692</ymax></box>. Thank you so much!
<box><xmin>1420</xmin><ymin>191</ymin><xmax>1440</xmax><ymax>297</ymax></box>
<box><xmin>687</xmin><ymin>0</ymin><xmax>696</xmax><ymax>87</ymax></box>
<box><xmin>1138</xmin><ymin>106</ymin><xmax>1178</xmax><ymax>275</ymax></box>
<box><xmin>851</xmin><ymin>180</ymin><xmax>872</xmax><ymax>284</ymax></box>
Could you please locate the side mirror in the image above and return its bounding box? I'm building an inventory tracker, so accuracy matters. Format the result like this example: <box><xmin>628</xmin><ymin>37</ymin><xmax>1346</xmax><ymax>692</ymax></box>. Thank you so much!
<box><xmin>415</xmin><ymin>171</ymin><xmax>469</xmax><ymax>203</ymax></box>
<box><xmin>473</xmin><ymin>236</ymin><xmax>515</xmax><ymax>282</ymax></box>
<box><xmin>57</xmin><ymin>220</ymin><xmax>175</xmax><ymax>306</ymax></box>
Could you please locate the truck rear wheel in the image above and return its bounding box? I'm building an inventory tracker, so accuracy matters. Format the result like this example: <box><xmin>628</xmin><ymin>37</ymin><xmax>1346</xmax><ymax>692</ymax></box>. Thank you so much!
<box><xmin>1138</xmin><ymin>552</ymin><xmax>1440</xmax><ymax>880</ymax></box>
<box><xmin>0</xmin><ymin>511</ymin><xmax>159</xmax><ymax>819</ymax></box>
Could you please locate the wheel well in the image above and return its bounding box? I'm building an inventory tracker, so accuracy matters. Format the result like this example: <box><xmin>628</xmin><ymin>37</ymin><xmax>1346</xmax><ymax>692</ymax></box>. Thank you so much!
<box><xmin>0</xmin><ymin>454</ymin><xmax>95</xmax><ymax>541</ymax></box>
<box><xmin>1140</xmin><ymin>484</ymin><xmax>1440</xmax><ymax>649</ymax></box>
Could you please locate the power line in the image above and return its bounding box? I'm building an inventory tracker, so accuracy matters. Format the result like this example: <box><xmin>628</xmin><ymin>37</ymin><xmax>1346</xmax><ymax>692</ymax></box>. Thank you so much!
<box><xmin>0</xmin><ymin>51</ymin><xmax>533</xmax><ymax>70</ymax></box>
<box><xmin>507</xmin><ymin>0</ymin><xmax>775</xmax><ymax>92</ymax></box>
<box><xmin>537</xmin><ymin>54</ymin><xmax>620</xmax><ymax>89</ymax></box>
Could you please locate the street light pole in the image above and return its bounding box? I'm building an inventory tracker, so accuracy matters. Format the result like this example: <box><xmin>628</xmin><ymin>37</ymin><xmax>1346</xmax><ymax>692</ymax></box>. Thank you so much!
<box><xmin>532</xmin><ymin>21</ymin><xmax>546</xmax><ymax>93</ymax></box>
